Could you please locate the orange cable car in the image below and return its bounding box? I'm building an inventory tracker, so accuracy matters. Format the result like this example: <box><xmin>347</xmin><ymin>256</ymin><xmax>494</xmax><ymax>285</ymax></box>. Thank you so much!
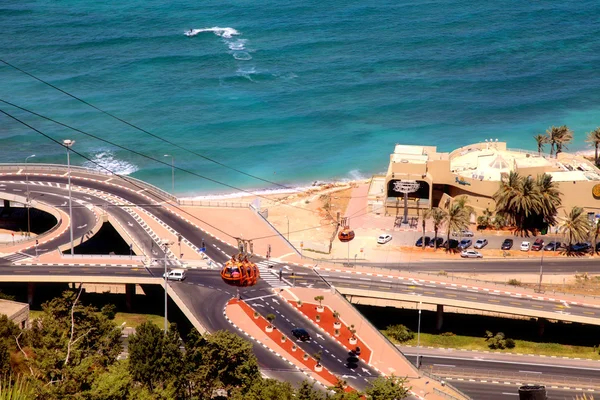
<box><xmin>220</xmin><ymin>254</ymin><xmax>260</xmax><ymax>287</ymax></box>
<box><xmin>338</xmin><ymin>226</ymin><xmax>355</xmax><ymax>242</ymax></box>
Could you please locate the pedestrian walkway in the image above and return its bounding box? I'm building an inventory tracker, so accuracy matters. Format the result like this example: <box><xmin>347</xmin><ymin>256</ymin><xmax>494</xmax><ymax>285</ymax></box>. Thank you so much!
<box><xmin>255</xmin><ymin>260</ymin><xmax>292</xmax><ymax>288</ymax></box>
<box><xmin>1</xmin><ymin>252</ymin><xmax>33</xmax><ymax>263</ymax></box>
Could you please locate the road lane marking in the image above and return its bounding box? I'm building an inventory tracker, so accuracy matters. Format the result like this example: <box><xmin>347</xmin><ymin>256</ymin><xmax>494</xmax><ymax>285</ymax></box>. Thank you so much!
<box><xmin>583</xmin><ymin>311</ymin><xmax>595</xmax><ymax>315</ymax></box>
<box><xmin>509</xmin><ymin>302</ymin><xmax>522</xmax><ymax>306</ymax></box>
<box><xmin>433</xmin><ymin>364</ymin><xmax>455</xmax><ymax>368</ymax></box>
<box><xmin>466</xmin><ymin>296</ymin><xmax>477</xmax><ymax>300</ymax></box>
<box><xmin>519</xmin><ymin>370</ymin><xmax>542</xmax><ymax>374</ymax></box>
<box><xmin>488</xmin><ymin>299</ymin><xmax>500</xmax><ymax>303</ymax></box>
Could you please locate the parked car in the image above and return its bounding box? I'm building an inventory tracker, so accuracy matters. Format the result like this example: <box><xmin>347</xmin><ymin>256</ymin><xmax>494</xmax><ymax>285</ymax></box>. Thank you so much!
<box><xmin>415</xmin><ymin>236</ymin><xmax>431</xmax><ymax>247</ymax></box>
<box><xmin>458</xmin><ymin>239</ymin><xmax>472</xmax><ymax>249</ymax></box>
<box><xmin>569</xmin><ymin>242</ymin><xmax>591</xmax><ymax>252</ymax></box>
<box><xmin>291</xmin><ymin>328</ymin><xmax>311</xmax><ymax>341</ymax></box>
<box><xmin>452</xmin><ymin>230</ymin><xmax>474</xmax><ymax>237</ymax></box>
<box><xmin>501</xmin><ymin>238</ymin><xmax>514</xmax><ymax>250</ymax></box>
<box><xmin>544</xmin><ymin>241</ymin><xmax>562</xmax><ymax>251</ymax></box>
<box><xmin>531</xmin><ymin>239</ymin><xmax>544</xmax><ymax>251</ymax></box>
<box><xmin>377</xmin><ymin>234</ymin><xmax>392</xmax><ymax>244</ymax></box>
<box><xmin>163</xmin><ymin>268</ymin><xmax>186</xmax><ymax>281</ymax></box>
<box><xmin>461</xmin><ymin>250</ymin><xmax>483</xmax><ymax>258</ymax></box>
<box><xmin>596</xmin><ymin>242</ymin><xmax>600</xmax><ymax>252</ymax></box>
<box><xmin>520</xmin><ymin>241</ymin><xmax>531</xmax><ymax>251</ymax></box>
<box><xmin>442</xmin><ymin>239</ymin><xmax>459</xmax><ymax>249</ymax></box>
<box><xmin>473</xmin><ymin>239</ymin><xmax>488</xmax><ymax>249</ymax></box>
<box><xmin>428</xmin><ymin>237</ymin><xmax>444</xmax><ymax>248</ymax></box>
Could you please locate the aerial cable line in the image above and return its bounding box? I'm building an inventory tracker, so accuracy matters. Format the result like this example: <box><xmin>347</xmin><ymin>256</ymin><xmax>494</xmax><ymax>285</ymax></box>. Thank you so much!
<box><xmin>0</xmin><ymin>59</ymin><xmax>293</xmax><ymax>190</ymax></box>
<box><xmin>0</xmin><ymin>98</ymin><xmax>324</xmax><ymax>217</ymax></box>
<box><xmin>0</xmin><ymin>107</ymin><xmax>238</xmax><ymax>240</ymax></box>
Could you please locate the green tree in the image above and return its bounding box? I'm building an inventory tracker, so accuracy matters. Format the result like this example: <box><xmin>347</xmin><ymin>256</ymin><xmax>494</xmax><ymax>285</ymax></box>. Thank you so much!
<box><xmin>590</xmin><ymin>219</ymin><xmax>600</xmax><ymax>255</ymax></box>
<box><xmin>444</xmin><ymin>202</ymin><xmax>469</xmax><ymax>251</ymax></box>
<box><xmin>101</xmin><ymin>304</ymin><xmax>117</xmax><ymax>321</ymax></box>
<box><xmin>87</xmin><ymin>360</ymin><xmax>132</xmax><ymax>400</ymax></box>
<box><xmin>430</xmin><ymin>207</ymin><xmax>447</xmax><ymax>250</ymax></box>
<box><xmin>128</xmin><ymin>321</ymin><xmax>184</xmax><ymax>394</ymax></box>
<box><xmin>365</xmin><ymin>375</ymin><xmax>410</xmax><ymax>400</ymax></box>
<box><xmin>230</xmin><ymin>378</ymin><xmax>295</xmax><ymax>400</ymax></box>
<box><xmin>327</xmin><ymin>380</ymin><xmax>362</xmax><ymax>400</ymax></box>
<box><xmin>296</xmin><ymin>380</ymin><xmax>326</xmax><ymax>400</ymax></box>
<box><xmin>421</xmin><ymin>208</ymin><xmax>432</xmax><ymax>250</ymax></box>
<box><xmin>586</xmin><ymin>127</ymin><xmax>600</xmax><ymax>166</ymax></box>
<box><xmin>26</xmin><ymin>289</ymin><xmax>122</xmax><ymax>398</ymax></box>
<box><xmin>477</xmin><ymin>208</ymin><xmax>494</xmax><ymax>230</ymax></box>
<box><xmin>0</xmin><ymin>339</ymin><xmax>10</xmax><ymax>378</ymax></box>
<box><xmin>314</xmin><ymin>296</ymin><xmax>325</xmax><ymax>307</ymax></box>
<box><xmin>559</xmin><ymin>206</ymin><xmax>591</xmax><ymax>249</ymax></box>
<box><xmin>385</xmin><ymin>325</ymin><xmax>414</xmax><ymax>343</ymax></box>
<box><xmin>533</xmin><ymin>134</ymin><xmax>548</xmax><ymax>156</ymax></box>
<box><xmin>546</xmin><ymin>125</ymin><xmax>571</xmax><ymax>157</ymax></box>
<box><xmin>185</xmin><ymin>330</ymin><xmax>260</xmax><ymax>399</ymax></box>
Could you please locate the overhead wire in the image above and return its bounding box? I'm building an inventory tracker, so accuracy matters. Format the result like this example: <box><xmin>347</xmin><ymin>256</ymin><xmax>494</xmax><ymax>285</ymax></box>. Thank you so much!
<box><xmin>0</xmin><ymin>98</ymin><xmax>326</xmax><ymax>217</ymax></box>
<box><xmin>0</xmin><ymin>59</ymin><xmax>293</xmax><ymax>190</ymax></box>
<box><xmin>0</xmin><ymin>107</ymin><xmax>238</xmax><ymax>239</ymax></box>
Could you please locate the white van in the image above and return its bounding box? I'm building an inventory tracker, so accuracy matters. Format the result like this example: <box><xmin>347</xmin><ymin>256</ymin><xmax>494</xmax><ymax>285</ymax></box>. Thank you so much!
<box><xmin>163</xmin><ymin>269</ymin><xmax>186</xmax><ymax>281</ymax></box>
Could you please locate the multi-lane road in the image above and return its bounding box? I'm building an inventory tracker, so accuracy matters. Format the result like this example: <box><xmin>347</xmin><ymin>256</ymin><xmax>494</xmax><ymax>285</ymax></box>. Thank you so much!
<box><xmin>2</xmin><ymin>169</ymin><xmax>600</xmax><ymax>397</ymax></box>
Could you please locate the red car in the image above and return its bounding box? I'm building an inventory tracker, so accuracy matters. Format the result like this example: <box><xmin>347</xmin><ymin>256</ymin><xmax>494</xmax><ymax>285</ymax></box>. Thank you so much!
<box><xmin>531</xmin><ymin>239</ymin><xmax>544</xmax><ymax>251</ymax></box>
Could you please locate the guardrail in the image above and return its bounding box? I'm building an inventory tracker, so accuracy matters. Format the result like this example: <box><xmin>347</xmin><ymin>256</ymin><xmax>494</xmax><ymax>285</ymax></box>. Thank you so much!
<box><xmin>429</xmin><ymin>366</ymin><xmax>600</xmax><ymax>389</ymax></box>
<box><xmin>0</xmin><ymin>163</ymin><xmax>178</xmax><ymax>203</ymax></box>
<box><xmin>60</xmin><ymin>254</ymin><xmax>146</xmax><ymax>261</ymax></box>
<box><xmin>178</xmin><ymin>199</ymin><xmax>251</xmax><ymax>208</ymax></box>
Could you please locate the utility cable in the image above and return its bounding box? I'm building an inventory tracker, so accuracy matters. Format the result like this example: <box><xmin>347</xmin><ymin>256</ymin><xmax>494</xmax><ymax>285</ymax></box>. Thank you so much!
<box><xmin>0</xmin><ymin>98</ymin><xmax>325</xmax><ymax>217</ymax></box>
<box><xmin>0</xmin><ymin>59</ymin><xmax>293</xmax><ymax>190</ymax></box>
<box><xmin>0</xmin><ymin>107</ymin><xmax>237</xmax><ymax>239</ymax></box>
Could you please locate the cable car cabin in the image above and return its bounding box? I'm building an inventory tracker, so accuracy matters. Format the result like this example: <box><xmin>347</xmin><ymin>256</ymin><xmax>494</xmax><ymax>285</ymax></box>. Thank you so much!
<box><xmin>220</xmin><ymin>255</ymin><xmax>260</xmax><ymax>287</ymax></box>
<box><xmin>338</xmin><ymin>227</ymin><xmax>355</xmax><ymax>242</ymax></box>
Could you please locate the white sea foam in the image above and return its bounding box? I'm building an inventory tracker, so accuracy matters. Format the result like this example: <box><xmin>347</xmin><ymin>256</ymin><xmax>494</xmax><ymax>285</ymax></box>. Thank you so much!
<box><xmin>228</xmin><ymin>39</ymin><xmax>247</xmax><ymax>51</ymax></box>
<box><xmin>233</xmin><ymin>52</ymin><xmax>252</xmax><ymax>61</ymax></box>
<box><xmin>184</xmin><ymin>27</ymin><xmax>239</xmax><ymax>39</ymax></box>
<box><xmin>82</xmin><ymin>151</ymin><xmax>138</xmax><ymax>176</ymax></box>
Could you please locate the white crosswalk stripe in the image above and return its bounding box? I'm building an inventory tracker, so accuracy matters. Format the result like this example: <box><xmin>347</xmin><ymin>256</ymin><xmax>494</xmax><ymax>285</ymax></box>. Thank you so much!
<box><xmin>3</xmin><ymin>252</ymin><xmax>33</xmax><ymax>263</ymax></box>
<box><xmin>255</xmin><ymin>261</ymin><xmax>291</xmax><ymax>288</ymax></box>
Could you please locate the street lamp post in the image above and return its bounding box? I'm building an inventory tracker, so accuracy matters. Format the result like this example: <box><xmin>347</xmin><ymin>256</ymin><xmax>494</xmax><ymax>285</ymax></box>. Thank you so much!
<box><xmin>161</xmin><ymin>239</ymin><xmax>172</xmax><ymax>334</ymax></box>
<box><xmin>164</xmin><ymin>154</ymin><xmax>174</xmax><ymax>192</ymax></box>
<box><xmin>285</xmin><ymin>215</ymin><xmax>290</xmax><ymax>240</ymax></box>
<box><xmin>416</xmin><ymin>301</ymin><xmax>422</xmax><ymax>368</ymax></box>
<box><xmin>537</xmin><ymin>246</ymin><xmax>544</xmax><ymax>293</ymax></box>
<box><xmin>63</xmin><ymin>140</ymin><xmax>75</xmax><ymax>255</ymax></box>
<box><xmin>25</xmin><ymin>154</ymin><xmax>35</xmax><ymax>237</ymax></box>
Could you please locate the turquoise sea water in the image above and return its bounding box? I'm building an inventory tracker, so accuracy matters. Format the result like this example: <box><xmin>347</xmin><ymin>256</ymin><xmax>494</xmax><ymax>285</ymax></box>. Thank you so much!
<box><xmin>2</xmin><ymin>0</ymin><xmax>600</xmax><ymax>196</ymax></box>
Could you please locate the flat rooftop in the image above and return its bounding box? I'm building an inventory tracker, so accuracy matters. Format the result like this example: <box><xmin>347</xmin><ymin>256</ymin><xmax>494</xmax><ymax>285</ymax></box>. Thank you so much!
<box><xmin>0</xmin><ymin>299</ymin><xmax>27</xmax><ymax>318</ymax></box>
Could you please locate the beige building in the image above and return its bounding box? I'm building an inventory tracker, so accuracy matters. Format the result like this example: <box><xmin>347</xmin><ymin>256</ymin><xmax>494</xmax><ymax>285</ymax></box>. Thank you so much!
<box><xmin>0</xmin><ymin>299</ymin><xmax>29</xmax><ymax>329</ymax></box>
<box><xmin>368</xmin><ymin>141</ymin><xmax>600</xmax><ymax>221</ymax></box>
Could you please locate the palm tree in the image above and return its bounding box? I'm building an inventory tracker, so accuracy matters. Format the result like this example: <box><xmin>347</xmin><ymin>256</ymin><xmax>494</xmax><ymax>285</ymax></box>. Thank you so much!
<box><xmin>453</xmin><ymin>195</ymin><xmax>474</xmax><ymax>224</ymax></box>
<box><xmin>555</xmin><ymin>125</ymin><xmax>573</xmax><ymax>156</ymax></box>
<box><xmin>493</xmin><ymin>171</ymin><xmax>522</xmax><ymax>225</ymax></box>
<box><xmin>430</xmin><ymin>207</ymin><xmax>447</xmax><ymax>250</ymax></box>
<box><xmin>421</xmin><ymin>208</ymin><xmax>432</xmax><ymax>250</ymax></box>
<box><xmin>559</xmin><ymin>206</ymin><xmax>590</xmax><ymax>248</ymax></box>
<box><xmin>586</xmin><ymin>127</ymin><xmax>600</xmax><ymax>166</ymax></box>
<box><xmin>444</xmin><ymin>202</ymin><xmax>469</xmax><ymax>251</ymax></box>
<box><xmin>533</xmin><ymin>134</ymin><xmax>548</xmax><ymax>156</ymax></box>
<box><xmin>546</xmin><ymin>126</ymin><xmax>561</xmax><ymax>156</ymax></box>
<box><xmin>535</xmin><ymin>173</ymin><xmax>562</xmax><ymax>226</ymax></box>
<box><xmin>589</xmin><ymin>219</ymin><xmax>600</xmax><ymax>255</ymax></box>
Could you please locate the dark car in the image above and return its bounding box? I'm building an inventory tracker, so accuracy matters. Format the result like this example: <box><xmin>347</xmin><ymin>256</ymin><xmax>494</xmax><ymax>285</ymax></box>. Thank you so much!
<box><xmin>443</xmin><ymin>239</ymin><xmax>459</xmax><ymax>249</ymax></box>
<box><xmin>569</xmin><ymin>242</ymin><xmax>591</xmax><ymax>252</ymax></box>
<box><xmin>291</xmin><ymin>328</ymin><xmax>311</xmax><ymax>341</ymax></box>
<box><xmin>596</xmin><ymin>242</ymin><xmax>600</xmax><ymax>252</ymax></box>
<box><xmin>531</xmin><ymin>239</ymin><xmax>544</xmax><ymax>251</ymax></box>
<box><xmin>501</xmin><ymin>239</ymin><xmax>513</xmax><ymax>250</ymax></box>
<box><xmin>428</xmin><ymin>237</ymin><xmax>444</xmax><ymax>248</ymax></box>
<box><xmin>458</xmin><ymin>239</ymin><xmax>472</xmax><ymax>250</ymax></box>
<box><xmin>544</xmin><ymin>241</ymin><xmax>561</xmax><ymax>251</ymax></box>
<box><xmin>415</xmin><ymin>236</ymin><xmax>431</xmax><ymax>247</ymax></box>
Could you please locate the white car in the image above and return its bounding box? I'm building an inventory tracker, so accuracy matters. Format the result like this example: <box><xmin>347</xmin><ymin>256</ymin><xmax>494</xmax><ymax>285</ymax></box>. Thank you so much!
<box><xmin>473</xmin><ymin>239</ymin><xmax>488</xmax><ymax>249</ymax></box>
<box><xmin>460</xmin><ymin>250</ymin><xmax>482</xmax><ymax>258</ymax></box>
<box><xmin>520</xmin><ymin>241</ymin><xmax>531</xmax><ymax>251</ymax></box>
<box><xmin>163</xmin><ymin>268</ymin><xmax>187</xmax><ymax>281</ymax></box>
<box><xmin>452</xmin><ymin>230</ymin><xmax>474</xmax><ymax>237</ymax></box>
<box><xmin>377</xmin><ymin>234</ymin><xmax>392</xmax><ymax>244</ymax></box>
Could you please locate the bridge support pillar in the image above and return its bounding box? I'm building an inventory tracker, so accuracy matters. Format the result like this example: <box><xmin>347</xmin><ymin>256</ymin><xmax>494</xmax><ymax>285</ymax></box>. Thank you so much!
<box><xmin>436</xmin><ymin>304</ymin><xmax>444</xmax><ymax>330</ymax></box>
<box><xmin>27</xmin><ymin>282</ymin><xmax>35</xmax><ymax>306</ymax></box>
<box><xmin>125</xmin><ymin>284</ymin><xmax>135</xmax><ymax>311</ymax></box>
<box><xmin>537</xmin><ymin>318</ymin><xmax>546</xmax><ymax>336</ymax></box>
<box><xmin>3</xmin><ymin>199</ymin><xmax>10</xmax><ymax>210</ymax></box>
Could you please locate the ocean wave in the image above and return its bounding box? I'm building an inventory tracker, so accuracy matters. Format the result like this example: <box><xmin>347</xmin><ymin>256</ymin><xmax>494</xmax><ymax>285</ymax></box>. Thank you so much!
<box><xmin>82</xmin><ymin>151</ymin><xmax>138</xmax><ymax>176</ymax></box>
<box><xmin>232</xmin><ymin>52</ymin><xmax>252</xmax><ymax>61</ymax></box>
<box><xmin>228</xmin><ymin>39</ymin><xmax>247</xmax><ymax>51</ymax></box>
<box><xmin>184</xmin><ymin>27</ymin><xmax>239</xmax><ymax>39</ymax></box>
